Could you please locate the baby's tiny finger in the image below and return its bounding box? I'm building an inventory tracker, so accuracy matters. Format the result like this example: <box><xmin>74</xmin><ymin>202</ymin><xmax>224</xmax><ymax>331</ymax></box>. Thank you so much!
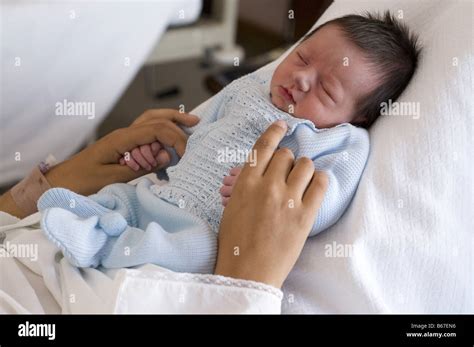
<box><xmin>125</xmin><ymin>157</ymin><xmax>140</xmax><ymax>172</ymax></box>
<box><xmin>131</xmin><ymin>148</ymin><xmax>151</xmax><ymax>171</ymax></box>
<box><xmin>223</xmin><ymin>175</ymin><xmax>237</xmax><ymax>186</ymax></box>
<box><xmin>222</xmin><ymin>196</ymin><xmax>230</xmax><ymax>207</ymax></box>
<box><xmin>229</xmin><ymin>166</ymin><xmax>243</xmax><ymax>176</ymax></box>
<box><xmin>140</xmin><ymin>145</ymin><xmax>158</xmax><ymax>167</ymax></box>
<box><xmin>156</xmin><ymin>149</ymin><xmax>171</xmax><ymax>167</ymax></box>
<box><xmin>151</xmin><ymin>141</ymin><xmax>162</xmax><ymax>155</ymax></box>
<box><xmin>219</xmin><ymin>184</ymin><xmax>233</xmax><ymax>197</ymax></box>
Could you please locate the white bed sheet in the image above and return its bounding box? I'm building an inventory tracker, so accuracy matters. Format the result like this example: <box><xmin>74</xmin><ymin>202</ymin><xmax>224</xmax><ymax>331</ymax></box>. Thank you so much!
<box><xmin>279</xmin><ymin>0</ymin><xmax>473</xmax><ymax>313</ymax></box>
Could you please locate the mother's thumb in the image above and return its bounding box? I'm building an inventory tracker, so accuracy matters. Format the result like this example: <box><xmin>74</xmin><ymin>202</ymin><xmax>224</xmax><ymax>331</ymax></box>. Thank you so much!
<box><xmin>179</xmin><ymin>113</ymin><xmax>200</xmax><ymax>127</ymax></box>
<box><xmin>155</xmin><ymin>149</ymin><xmax>171</xmax><ymax>169</ymax></box>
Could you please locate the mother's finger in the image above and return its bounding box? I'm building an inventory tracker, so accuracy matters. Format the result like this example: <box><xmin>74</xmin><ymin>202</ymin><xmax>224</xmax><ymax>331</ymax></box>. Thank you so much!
<box><xmin>302</xmin><ymin>171</ymin><xmax>329</xmax><ymax>211</ymax></box>
<box><xmin>132</xmin><ymin>109</ymin><xmax>200</xmax><ymax>127</ymax></box>
<box><xmin>240</xmin><ymin>120</ymin><xmax>288</xmax><ymax>178</ymax></box>
<box><xmin>264</xmin><ymin>147</ymin><xmax>294</xmax><ymax>182</ymax></box>
<box><xmin>286</xmin><ymin>157</ymin><xmax>316</xmax><ymax>198</ymax></box>
<box><xmin>102</xmin><ymin>161</ymin><xmax>154</xmax><ymax>184</ymax></box>
<box><xmin>102</xmin><ymin>123</ymin><xmax>188</xmax><ymax>163</ymax></box>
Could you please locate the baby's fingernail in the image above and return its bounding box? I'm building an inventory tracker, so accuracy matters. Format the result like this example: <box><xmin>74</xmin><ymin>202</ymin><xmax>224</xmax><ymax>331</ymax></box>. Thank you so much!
<box><xmin>274</xmin><ymin>120</ymin><xmax>287</xmax><ymax>129</ymax></box>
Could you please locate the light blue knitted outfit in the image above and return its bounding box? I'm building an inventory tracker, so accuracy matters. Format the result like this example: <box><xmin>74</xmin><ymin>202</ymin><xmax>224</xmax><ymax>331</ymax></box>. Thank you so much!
<box><xmin>37</xmin><ymin>67</ymin><xmax>369</xmax><ymax>273</ymax></box>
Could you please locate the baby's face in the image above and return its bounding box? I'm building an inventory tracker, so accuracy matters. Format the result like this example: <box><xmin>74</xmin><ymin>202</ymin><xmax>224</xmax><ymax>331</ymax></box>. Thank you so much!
<box><xmin>270</xmin><ymin>24</ymin><xmax>379</xmax><ymax>128</ymax></box>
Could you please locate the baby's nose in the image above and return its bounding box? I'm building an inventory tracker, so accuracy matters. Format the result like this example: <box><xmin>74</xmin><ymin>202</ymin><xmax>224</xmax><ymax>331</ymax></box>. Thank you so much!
<box><xmin>300</xmin><ymin>80</ymin><xmax>310</xmax><ymax>92</ymax></box>
<box><xmin>295</xmin><ymin>75</ymin><xmax>311</xmax><ymax>93</ymax></box>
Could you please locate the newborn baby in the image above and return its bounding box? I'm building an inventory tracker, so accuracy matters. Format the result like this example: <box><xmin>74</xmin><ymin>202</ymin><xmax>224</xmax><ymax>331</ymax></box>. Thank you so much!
<box><xmin>38</xmin><ymin>12</ymin><xmax>420</xmax><ymax>273</ymax></box>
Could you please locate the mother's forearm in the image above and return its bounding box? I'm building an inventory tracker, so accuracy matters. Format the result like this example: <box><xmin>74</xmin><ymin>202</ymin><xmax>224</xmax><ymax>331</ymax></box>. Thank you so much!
<box><xmin>0</xmin><ymin>158</ymin><xmax>98</xmax><ymax>219</ymax></box>
<box><xmin>0</xmin><ymin>190</ymin><xmax>26</xmax><ymax>218</ymax></box>
<box><xmin>0</xmin><ymin>163</ymin><xmax>70</xmax><ymax>219</ymax></box>
<box><xmin>43</xmin><ymin>150</ymin><xmax>125</xmax><ymax>197</ymax></box>
<box><xmin>43</xmin><ymin>158</ymin><xmax>97</xmax><ymax>196</ymax></box>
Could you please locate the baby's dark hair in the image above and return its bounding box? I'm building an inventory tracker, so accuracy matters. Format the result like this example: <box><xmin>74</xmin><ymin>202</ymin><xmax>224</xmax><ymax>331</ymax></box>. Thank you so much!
<box><xmin>304</xmin><ymin>11</ymin><xmax>421</xmax><ymax>128</ymax></box>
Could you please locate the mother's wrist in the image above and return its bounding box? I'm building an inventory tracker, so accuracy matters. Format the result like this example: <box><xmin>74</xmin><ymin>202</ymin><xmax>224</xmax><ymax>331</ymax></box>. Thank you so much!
<box><xmin>44</xmin><ymin>159</ymin><xmax>91</xmax><ymax>195</ymax></box>
<box><xmin>10</xmin><ymin>166</ymin><xmax>52</xmax><ymax>216</ymax></box>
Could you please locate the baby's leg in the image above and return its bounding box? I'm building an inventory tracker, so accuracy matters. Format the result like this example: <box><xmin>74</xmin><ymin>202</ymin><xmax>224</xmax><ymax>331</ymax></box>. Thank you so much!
<box><xmin>38</xmin><ymin>183</ymin><xmax>142</xmax><ymax>267</ymax></box>
<box><xmin>40</xmin><ymin>208</ymin><xmax>128</xmax><ymax>267</ymax></box>
<box><xmin>38</xmin><ymin>183</ymin><xmax>140</xmax><ymax>227</ymax></box>
<box><xmin>41</xmin><ymin>206</ymin><xmax>217</xmax><ymax>272</ymax></box>
<box><xmin>101</xmin><ymin>221</ymin><xmax>217</xmax><ymax>273</ymax></box>
<box><xmin>38</xmin><ymin>188</ymin><xmax>110</xmax><ymax>217</ymax></box>
<box><xmin>39</xmin><ymin>179</ymin><xmax>216</xmax><ymax>272</ymax></box>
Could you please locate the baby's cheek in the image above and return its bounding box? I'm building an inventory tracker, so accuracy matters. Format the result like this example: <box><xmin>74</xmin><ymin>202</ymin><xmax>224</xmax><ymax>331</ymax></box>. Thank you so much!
<box><xmin>272</xmin><ymin>64</ymin><xmax>286</xmax><ymax>84</ymax></box>
<box><xmin>270</xmin><ymin>90</ymin><xmax>286</xmax><ymax>111</ymax></box>
<box><xmin>294</xmin><ymin>101</ymin><xmax>321</xmax><ymax>122</ymax></box>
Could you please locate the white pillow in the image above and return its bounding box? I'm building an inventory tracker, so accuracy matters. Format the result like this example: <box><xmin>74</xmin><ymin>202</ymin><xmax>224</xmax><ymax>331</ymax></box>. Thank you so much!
<box><xmin>279</xmin><ymin>0</ymin><xmax>473</xmax><ymax>313</ymax></box>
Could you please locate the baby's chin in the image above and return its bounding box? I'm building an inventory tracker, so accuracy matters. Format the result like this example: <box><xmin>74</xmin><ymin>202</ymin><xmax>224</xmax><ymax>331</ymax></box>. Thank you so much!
<box><xmin>270</xmin><ymin>92</ymin><xmax>293</xmax><ymax>114</ymax></box>
<box><xmin>270</xmin><ymin>95</ymin><xmax>334</xmax><ymax>128</ymax></box>
<box><xmin>270</xmin><ymin>95</ymin><xmax>310</xmax><ymax>120</ymax></box>
<box><xmin>270</xmin><ymin>89</ymin><xmax>321</xmax><ymax>126</ymax></box>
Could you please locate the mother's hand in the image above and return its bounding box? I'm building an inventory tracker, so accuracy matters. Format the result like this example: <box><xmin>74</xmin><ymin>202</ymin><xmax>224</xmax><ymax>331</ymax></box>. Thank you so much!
<box><xmin>215</xmin><ymin>120</ymin><xmax>328</xmax><ymax>289</ymax></box>
<box><xmin>45</xmin><ymin>109</ymin><xmax>199</xmax><ymax>196</ymax></box>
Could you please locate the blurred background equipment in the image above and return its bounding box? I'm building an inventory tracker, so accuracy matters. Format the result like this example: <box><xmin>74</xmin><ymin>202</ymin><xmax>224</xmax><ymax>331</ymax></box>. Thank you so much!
<box><xmin>99</xmin><ymin>0</ymin><xmax>333</xmax><ymax>136</ymax></box>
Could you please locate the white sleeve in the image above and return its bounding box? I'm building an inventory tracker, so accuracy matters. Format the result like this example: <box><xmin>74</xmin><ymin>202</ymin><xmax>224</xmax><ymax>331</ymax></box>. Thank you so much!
<box><xmin>1</xmin><ymin>213</ymin><xmax>283</xmax><ymax>314</ymax></box>
<box><xmin>113</xmin><ymin>269</ymin><xmax>283</xmax><ymax>314</ymax></box>
<box><xmin>0</xmin><ymin>211</ymin><xmax>20</xmax><ymax>226</ymax></box>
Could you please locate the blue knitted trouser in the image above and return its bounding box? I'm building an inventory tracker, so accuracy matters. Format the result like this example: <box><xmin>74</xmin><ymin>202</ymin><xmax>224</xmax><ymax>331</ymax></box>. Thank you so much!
<box><xmin>37</xmin><ymin>178</ymin><xmax>217</xmax><ymax>273</ymax></box>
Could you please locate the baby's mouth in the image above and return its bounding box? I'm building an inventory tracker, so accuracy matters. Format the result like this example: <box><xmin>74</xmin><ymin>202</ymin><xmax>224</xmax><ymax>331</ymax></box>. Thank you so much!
<box><xmin>278</xmin><ymin>86</ymin><xmax>295</xmax><ymax>105</ymax></box>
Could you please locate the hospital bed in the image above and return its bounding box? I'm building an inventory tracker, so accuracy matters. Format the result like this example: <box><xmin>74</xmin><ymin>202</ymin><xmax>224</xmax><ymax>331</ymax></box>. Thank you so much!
<box><xmin>0</xmin><ymin>0</ymin><xmax>472</xmax><ymax>313</ymax></box>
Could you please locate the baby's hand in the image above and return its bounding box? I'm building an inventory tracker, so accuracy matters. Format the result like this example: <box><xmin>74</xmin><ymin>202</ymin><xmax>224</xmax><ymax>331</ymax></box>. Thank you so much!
<box><xmin>220</xmin><ymin>166</ymin><xmax>243</xmax><ymax>207</ymax></box>
<box><xmin>119</xmin><ymin>141</ymin><xmax>170</xmax><ymax>172</ymax></box>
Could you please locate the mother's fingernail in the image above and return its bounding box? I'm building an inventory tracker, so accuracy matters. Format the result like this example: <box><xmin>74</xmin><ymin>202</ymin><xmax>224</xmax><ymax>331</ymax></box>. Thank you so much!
<box><xmin>275</xmin><ymin>120</ymin><xmax>287</xmax><ymax>129</ymax></box>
